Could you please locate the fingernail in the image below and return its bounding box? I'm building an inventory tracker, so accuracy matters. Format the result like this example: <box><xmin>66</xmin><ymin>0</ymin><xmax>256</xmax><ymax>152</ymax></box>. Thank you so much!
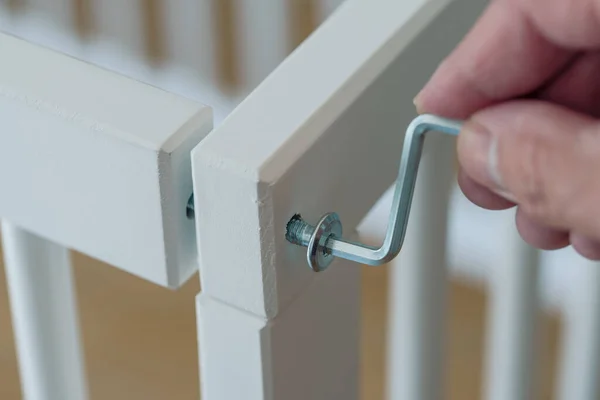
<box><xmin>459</xmin><ymin>121</ymin><xmax>514</xmax><ymax>201</ymax></box>
<box><xmin>413</xmin><ymin>93</ymin><xmax>424</xmax><ymax>114</ymax></box>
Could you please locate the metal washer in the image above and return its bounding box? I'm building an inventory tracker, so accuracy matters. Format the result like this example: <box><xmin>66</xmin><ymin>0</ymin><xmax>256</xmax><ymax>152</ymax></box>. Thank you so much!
<box><xmin>307</xmin><ymin>212</ymin><xmax>342</xmax><ymax>272</ymax></box>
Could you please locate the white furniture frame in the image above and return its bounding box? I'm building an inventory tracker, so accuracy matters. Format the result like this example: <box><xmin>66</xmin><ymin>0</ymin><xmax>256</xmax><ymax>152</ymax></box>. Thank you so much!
<box><xmin>1</xmin><ymin>0</ymin><xmax>599</xmax><ymax>399</ymax></box>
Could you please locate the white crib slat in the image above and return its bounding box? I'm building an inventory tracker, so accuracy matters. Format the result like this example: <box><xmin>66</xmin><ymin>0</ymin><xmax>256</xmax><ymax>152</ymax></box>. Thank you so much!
<box><xmin>90</xmin><ymin>0</ymin><xmax>145</xmax><ymax>59</ymax></box>
<box><xmin>484</xmin><ymin>224</ymin><xmax>540</xmax><ymax>400</ymax></box>
<box><xmin>557</xmin><ymin>259</ymin><xmax>600</xmax><ymax>400</ymax></box>
<box><xmin>386</xmin><ymin>133</ymin><xmax>456</xmax><ymax>400</ymax></box>
<box><xmin>162</xmin><ymin>0</ymin><xmax>216</xmax><ymax>83</ymax></box>
<box><xmin>24</xmin><ymin>0</ymin><xmax>74</xmax><ymax>28</ymax></box>
<box><xmin>1</xmin><ymin>222</ymin><xmax>88</xmax><ymax>400</ymax></box>
<box><xmin>234</xmin><ymin>0</ymin><xmax>290</xmax><ymax>92</ymax></box>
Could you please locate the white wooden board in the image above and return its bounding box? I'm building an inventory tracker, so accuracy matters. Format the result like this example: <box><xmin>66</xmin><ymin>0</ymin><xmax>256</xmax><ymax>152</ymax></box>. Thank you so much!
<box><xmin>197</xmin><ymin>257</ymin><xmax>359</xmax><ymax>400</ymax></box>
<box><xmin>192</xmin><ymin>0</ymin><xmax>484</xmax><ymax>318</ymax></box>
<box><xmin>0</xmin><ymin>33</ymin><xmax>212</xmax><ymax>287</ymax></box>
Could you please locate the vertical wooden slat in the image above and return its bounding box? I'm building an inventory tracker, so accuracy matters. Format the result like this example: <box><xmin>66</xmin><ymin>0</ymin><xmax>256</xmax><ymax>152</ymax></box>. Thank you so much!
<box><xmin>89</xmin><ymin>0</ymin><xmax>145</xmax><ymax>59</ymax></box>
<box><xmin>24</xmin><ymin>0</ymin><xmax>76</xmax><ymax>28</ymax></box>
<box><xmin>214</xmin><ymin>0</ymin><xmax>239</xmax><ymax>92</ymax></box>
<box><xmin>289</xmin><ymin>0</ymin><xmax>317</xmax><ymax>48</ymax></box>
<box><xmin>483</xmin><ymin>228</ymin><xmax>540</xmax><ymax>400</ymax></box>
<box><xmin>557</xmin><ymin>259</ymin><xmax>600</xmax><ymax>400</ymax></box>
<box><xmin>386</xmin><ymin>134</ymin><xmax>456</xmax><ymax>400</ymax></box>
<box><xmin>162</xmin><ymin>0</ymin><xmax>217</xmax><ymax>84</ymax></box>
<box><xmin>6</xmin><ymin>0</ymin><xmax>25</xmax><ymax>12</ymax></box>
<box><xmin>233</xmin><ymin>0</ymin><xmax>290</xmax><ymax>93</ymax></box>
<box><xmin>2</xmin><ymin>222</ymin><xmax>88</xmax><ymax>400</ymax></box>
<box><xmin>142</xmin><ymin>0</ymin><xmax>165</xmax><ymax>65</ymax></box>
<box><xmin>73</xmin><ymin>0</ymin><xmax>92</xmax><ymax>39</ymax></box>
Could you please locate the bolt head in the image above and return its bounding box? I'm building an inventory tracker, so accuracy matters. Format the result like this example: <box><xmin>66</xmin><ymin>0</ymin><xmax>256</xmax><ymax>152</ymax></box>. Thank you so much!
<box><xmin>307</xmin><ymin>212</ymin><xmax>342</xmax><ymax>272</ymax></box>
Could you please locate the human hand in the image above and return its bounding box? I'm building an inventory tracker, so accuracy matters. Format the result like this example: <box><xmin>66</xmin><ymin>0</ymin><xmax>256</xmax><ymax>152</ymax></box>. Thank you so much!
<box><xmin>415</xmin><ymin>0</ymin><xmax>600</xmax><ymax>259</ymax></box>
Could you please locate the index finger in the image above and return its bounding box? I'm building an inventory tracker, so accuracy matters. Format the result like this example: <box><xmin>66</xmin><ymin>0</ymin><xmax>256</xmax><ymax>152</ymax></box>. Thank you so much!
<box><xmin>414</xmin><ymin>0</ymin><xmax>600</xmax><ymax>118</ymax></box>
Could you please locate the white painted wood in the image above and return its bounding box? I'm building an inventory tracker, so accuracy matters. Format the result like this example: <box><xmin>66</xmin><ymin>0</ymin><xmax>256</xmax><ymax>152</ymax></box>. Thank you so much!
<box><xmin>386</xmin><ymin>133</ymin><xmax>456</xmax><ymax>400</ymax></box>
<box><xmin>557</xmin><ymin>259</ymin><xmax>600</xmax><ymax>400</ymax></box>
<box><xmin>89</xmin><ymin>0</ymin><xmax>145</xmax><ymax>59</ymax></box>
<box><xmin>192</xmin><ymin>0</ymin><xmax>485</xmax><ymax>318</ymax></box>
<box><xmin>1</xmin><ymin>221</ymin><xmax>88</xmax><ymax>400</ymax></box>
<box><xmin>1</xmin><ymin>0</ymin><xmax>586</xmax><ymax>319</ymax></box>
<box><xmin>0</xmin><ymin>33</ymin><xmax>212</xmax><ymax>287</ymax></box>
<box><xmin>234</xmin><ymin>0</ymin><xmax>290</xmax><ymax>92</ymax></box>
<box><xmin>197</xmin><ymin>256</ymin><xmax>360</xmax><ymax>400</ymax></box>
<box><xmin>483</xmin><ymin>222</ymin><xmax>540</xmax><ymax>400</ymax></box>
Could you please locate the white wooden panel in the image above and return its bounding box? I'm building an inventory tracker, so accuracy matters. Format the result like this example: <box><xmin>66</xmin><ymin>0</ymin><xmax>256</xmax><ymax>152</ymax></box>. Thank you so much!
<box><xmin>0</xmin><ymin>33</ymin><xmax>212</xmax><ymax>287</ymax></box>
<box><xmin>483</xmin><ymin>224</ymin><xmax>540</xmax><ymax>400</ymax></box>
<box><xmin>2</xmin><ymin>222</ymin><xmax>88</xmax><ymax>400</ymax></box>
<box><xmin>89</xmin><ymin>0</ymin><xmax>145</xmax><ymax>59</ymax></box>
<box><xmin>557</xmin><ymin>259</ymin><xmax>600</xmax><ymax>400</ymax></box>
<box><xmin>234</xmin><ymin>0</ymin><xmax>290</xmax><ymax>92</ymax></box>
<box><xmin>197</xmin><ymin>257</ymin><xmax>360</xmax><ymax>400</ymax></box>
<box><xmin>386</xmin><ymin>133</ymin><xmax>455</xmax><ymax>400</ymax></box>
<box><xmin>162</xmin><ymin>0</ymin><xmax>216</xmax><ymax>83</ymax></box>
<box><xmin>193</xmin><ymin>0</ymin><xmax>486</xmax><ymax>318</ymax></box>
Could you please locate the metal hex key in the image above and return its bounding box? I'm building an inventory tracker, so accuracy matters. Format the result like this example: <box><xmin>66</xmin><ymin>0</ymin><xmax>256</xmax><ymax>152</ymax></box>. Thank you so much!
<box><xmin>285</xmin><ymin>114</ymin><xmax>463</xmax><ymax>272</ymax></box>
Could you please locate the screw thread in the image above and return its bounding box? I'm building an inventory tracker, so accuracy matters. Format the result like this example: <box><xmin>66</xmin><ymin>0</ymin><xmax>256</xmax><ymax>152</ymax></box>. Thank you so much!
<box><xmin>285</xmin><ymin>215</ymin><xmax>314</xmax><ymax>246</ymax></box>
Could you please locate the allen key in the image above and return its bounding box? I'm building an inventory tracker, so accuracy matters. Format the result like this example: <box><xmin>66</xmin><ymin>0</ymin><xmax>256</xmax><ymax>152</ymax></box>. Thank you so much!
<box><xmin>285</xmin><ymin>114</ymin><xmax>463</xmax><ymax>272</ymax></box>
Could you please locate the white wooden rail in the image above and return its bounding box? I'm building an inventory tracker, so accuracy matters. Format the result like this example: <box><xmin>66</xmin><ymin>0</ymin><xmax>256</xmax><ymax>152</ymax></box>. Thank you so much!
<box><xmin>1</xmin><ymin>0</ymin><xmax>600</xmax><ymax>399</ymax></box>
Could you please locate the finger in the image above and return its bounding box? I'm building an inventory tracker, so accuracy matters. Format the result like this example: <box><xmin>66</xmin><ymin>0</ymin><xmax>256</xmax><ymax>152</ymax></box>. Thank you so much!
<box><xmin>457</xmin><ymin>168</ymin><xmax>515</xmax><ymax>210</ymax></box>
<box><xmin>414</xmin><ymin>0</ymin><xmax>573</xmax><ymax>118</ymax></box>
<box><xmin>537</xmin><ymin>51</ymin><xmax>600</xmax><ymax>118</ymax></box>
<box><xmin>515</xmin><ymin>207</ymin><xmax>569</xmax><ymax>250</ymax></box>
<box><xmin>458</xmin><ymin>100</ymin><xmax>600</xmax><ymax>240</ymax></box>
<box><xmin>570</xmin><ymin>233</ymin><xmax>600</xmax><ymax>260</ymax></box>
<box><xmin>415</xmin><ymin>0</ymin><xmax>600</xmax><ymax>118</ymax></box>
<box><xmin>519</xmin><ymin>0</ymin><xmax>600</xmax><ymax>49</ymax></box>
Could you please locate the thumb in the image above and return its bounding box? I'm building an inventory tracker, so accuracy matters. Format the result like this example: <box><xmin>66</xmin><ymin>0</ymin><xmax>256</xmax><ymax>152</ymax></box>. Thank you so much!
<box><xmin>457</xmin><ymin>100</ymin><xmax>600</xmax><ymax>240</ymax></box>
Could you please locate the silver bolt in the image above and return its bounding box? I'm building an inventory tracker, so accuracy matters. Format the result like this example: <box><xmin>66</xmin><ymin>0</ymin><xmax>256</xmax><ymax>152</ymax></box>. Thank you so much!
<box><xmin>285</xmin><ymin>114</ymin><xmax>463</xmax><ymax>271</ymax></box>
<box><xmin>286</xmin><ymin>213</ymin><xmax>342</xmax><ymax>272</ymax></box>
<box><xmin>285</xmin><ymin>214</ymin><xmax>315</xmax><ymax>246</ymax></box>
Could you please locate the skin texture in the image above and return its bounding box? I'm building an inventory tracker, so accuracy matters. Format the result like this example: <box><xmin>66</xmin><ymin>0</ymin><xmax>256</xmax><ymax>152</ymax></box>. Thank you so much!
<box><xmin>414</xmin><ymin>0</ymin><xmax>600</xmax><ymax>259</ymax></box>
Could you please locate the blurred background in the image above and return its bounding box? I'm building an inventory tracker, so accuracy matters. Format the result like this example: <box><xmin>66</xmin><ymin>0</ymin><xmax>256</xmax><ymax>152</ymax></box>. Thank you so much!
<box><xmin>0</xmin><ymin>0</ymin><xmax>592</xmax><ymax>398</ymax></box>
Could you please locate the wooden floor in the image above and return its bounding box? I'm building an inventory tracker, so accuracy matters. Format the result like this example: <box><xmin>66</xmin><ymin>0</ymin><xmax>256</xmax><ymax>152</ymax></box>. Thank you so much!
<box><xmin>0</xmin><ymin>248</ymin><xmax>561</xmax><ymax>399</ymax></box>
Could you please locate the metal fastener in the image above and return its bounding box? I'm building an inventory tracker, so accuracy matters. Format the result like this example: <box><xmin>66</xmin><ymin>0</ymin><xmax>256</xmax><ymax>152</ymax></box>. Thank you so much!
<box><xmin>286</xmin><ymin>114</ymin><xmax>463</xmax><ymax>272</ymax></box>
<box><xmin>286</xmin><ymin>212</ymin><xmax>343</xmax><ymax>272</ymax></box>
<box><xmin>186</xmin><ymin>194</ymin><xmax>195</xmax><ymax>220</ymax></box>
